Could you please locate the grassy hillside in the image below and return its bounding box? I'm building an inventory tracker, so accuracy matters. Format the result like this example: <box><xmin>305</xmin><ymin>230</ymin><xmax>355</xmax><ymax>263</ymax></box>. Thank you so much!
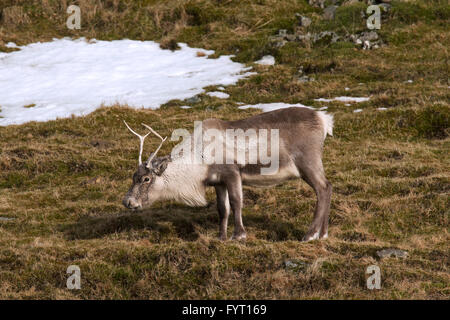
<box><xmin>0</xmin><ymin>0</ymin><xmax>449</xmax><ymax>299</ymax></box>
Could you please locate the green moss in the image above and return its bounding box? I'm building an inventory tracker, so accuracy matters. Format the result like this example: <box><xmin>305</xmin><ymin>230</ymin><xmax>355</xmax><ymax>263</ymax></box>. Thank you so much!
<box><xmin>0</xmin><ymin>172</ymin><xmax>27</xmax><ymax>188</ymax></box>
<box><xmin>413</xmin><ymin>105</ymin><xmax>449</xmax><ymax>139</ymax></box>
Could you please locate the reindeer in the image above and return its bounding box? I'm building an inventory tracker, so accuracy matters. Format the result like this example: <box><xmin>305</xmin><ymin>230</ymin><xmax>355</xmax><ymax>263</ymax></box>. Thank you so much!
<box><xmin>122</xmin><ymin>107</ymin><xmax>333</xmax><ymax>241</ymax></box>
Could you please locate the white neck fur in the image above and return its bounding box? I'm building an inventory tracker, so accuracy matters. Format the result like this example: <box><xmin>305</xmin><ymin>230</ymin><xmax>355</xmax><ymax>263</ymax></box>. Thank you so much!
<box><xmin>158</xmin><ymin>160</ymin><xmax>208</xmax><ymax>207</ymax></box>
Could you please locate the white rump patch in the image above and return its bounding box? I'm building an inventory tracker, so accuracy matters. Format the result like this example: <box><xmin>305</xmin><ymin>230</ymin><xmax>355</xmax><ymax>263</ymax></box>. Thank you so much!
<box><xmin>316</xmin><ymin>111</ymin><xmax>334</xmax><ymax>139</ymax></box>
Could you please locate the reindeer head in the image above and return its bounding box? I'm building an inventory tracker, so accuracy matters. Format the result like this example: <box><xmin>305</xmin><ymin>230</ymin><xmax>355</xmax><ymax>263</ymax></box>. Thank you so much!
<box><xmin>122</xmin><ymin>121</ymin><xmax>171</xmax><ymax>210</ymax></box>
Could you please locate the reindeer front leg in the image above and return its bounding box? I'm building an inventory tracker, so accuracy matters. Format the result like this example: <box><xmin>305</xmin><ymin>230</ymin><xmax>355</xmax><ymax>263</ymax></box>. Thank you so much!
<box><xmin>215</xmin><ymin>185</ymin><xmax>230</xmax><ymax>241</ymax></box>
<box><xmin>224</xmin><ymin>170</ymin><xmax>246</xmax><ymax>241</ymax></box>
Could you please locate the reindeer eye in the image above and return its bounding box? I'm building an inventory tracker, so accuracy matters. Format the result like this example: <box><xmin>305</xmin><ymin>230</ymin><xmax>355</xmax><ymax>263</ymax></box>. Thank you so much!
<box><xmin>143</xmin><ymin>177</ymin><xmax>151</xmax><ymax>183</ymax></box>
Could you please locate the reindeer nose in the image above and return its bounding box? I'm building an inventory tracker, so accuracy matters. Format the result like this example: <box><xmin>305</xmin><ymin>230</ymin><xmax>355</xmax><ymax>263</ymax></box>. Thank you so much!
<box><xmin>123</xmin><ymin>197</ymin><xmax>141</xmax><ymax>210</ymax></box>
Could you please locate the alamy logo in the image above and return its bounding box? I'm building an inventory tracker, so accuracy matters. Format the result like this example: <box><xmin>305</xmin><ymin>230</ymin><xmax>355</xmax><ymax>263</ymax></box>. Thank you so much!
<box><xmin>366</xmin><ymin>5</ymin><xmax>387</xmax><ymax>30</ymax></box>
<box><xmin>66</xmin><ymin>265</ymin><xmax>81</xmax><ymax>290</ymax></box>
<box><xmin>66</xmin><ymin>5</ymin><xmax>81</xmax><ymax>30</ymax></box>
<box><xmin>366</xmin><ymin>265</ymin><xmax>381</xmax><ymax>290</ymax></box>
<box><xmin>170</xmin><ymin>121</ymin><xmax>280</xmax><ymax>175</ymax></box>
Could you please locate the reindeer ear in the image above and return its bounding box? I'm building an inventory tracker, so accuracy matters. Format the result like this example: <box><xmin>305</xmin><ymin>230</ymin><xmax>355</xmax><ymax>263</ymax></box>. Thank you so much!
<box><xmin>151</xmin><ymin>156</ymin><xmax>171</xmax><ymax>176</ymax></box>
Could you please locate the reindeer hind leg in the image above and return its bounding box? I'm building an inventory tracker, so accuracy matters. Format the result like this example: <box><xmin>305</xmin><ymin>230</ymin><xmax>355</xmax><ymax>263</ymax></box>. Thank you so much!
<box><xmin>295</xmin><ymin>154</ymin><xmax>332</xmax><ymax>241</ymax></box>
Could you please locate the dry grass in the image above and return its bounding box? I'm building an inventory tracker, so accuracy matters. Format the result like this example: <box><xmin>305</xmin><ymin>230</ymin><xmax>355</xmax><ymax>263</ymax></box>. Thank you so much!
<box><xmin>0</xmin><ymin>0</ymin><xmax>449</xmax><ymax>299</ymax></box>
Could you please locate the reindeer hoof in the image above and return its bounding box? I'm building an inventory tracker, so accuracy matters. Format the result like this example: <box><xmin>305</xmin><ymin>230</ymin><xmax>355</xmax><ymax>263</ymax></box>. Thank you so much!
<box><xmin>218</xmin><ymin>234</ymin><xmax>228</xmax><ymax>241</ymax></box>
<box><xmin>302</xmin><ymin>230</ymin><xmax>321</xmax><ymax>242</ymax></box>
<box><xmin>231</xmin><ymin>232</ymin><xmax>247</xmax><ymax>241</ymax></box>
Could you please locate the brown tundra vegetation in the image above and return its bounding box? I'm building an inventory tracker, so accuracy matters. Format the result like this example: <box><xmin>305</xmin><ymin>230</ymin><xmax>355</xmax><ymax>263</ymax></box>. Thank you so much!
<box><xmin>0</xmin><ymin>0</ymin><xmax>448</xmax><ymax>299</ymax></box>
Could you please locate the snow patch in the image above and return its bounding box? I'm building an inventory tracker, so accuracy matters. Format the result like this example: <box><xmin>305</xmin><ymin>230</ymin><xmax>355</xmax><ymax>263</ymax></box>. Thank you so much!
<box><xmin>353</xmin><ymin>109</ymin><xmax>363</xmax><ymax>113</ymax></box>
<box><xmin>255</xmin><ymin>55</ymin><xmax>275</xmax><ymax>66</ymax></box>
<box><xmin>315</xmin><ymin>96</ymin><xmax>370</xmax><ymax>103</ymax></box>
<box><xmin>207</xmin><ymin>91</ymin><xmax>230</xmax><ymax>99</ymax></box>
<box><xmin>5</xmin><ymin>42</ymin><xmax>18</xmax><ymax>48</ymax></box>
<box><xmin>238</xmin><ymin>102</ymin><xmax>314</xmax><ymax>112</ymax></box>
<box><xmin>0</xmin><ymin>38</ymin><xmax>253</xmax><ymax>126</ymax></box>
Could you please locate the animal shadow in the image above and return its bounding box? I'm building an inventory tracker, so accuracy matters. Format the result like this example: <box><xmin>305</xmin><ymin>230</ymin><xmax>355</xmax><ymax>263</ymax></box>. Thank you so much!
<box><xmin>62</xmin><ymin>203</ymin><xmax>306</xmax><ymax>242</ymax></box>
<box><xmin>62</xmin><ymin>206</ymin><xmax>218</xmax><ymax>241</ymax></box>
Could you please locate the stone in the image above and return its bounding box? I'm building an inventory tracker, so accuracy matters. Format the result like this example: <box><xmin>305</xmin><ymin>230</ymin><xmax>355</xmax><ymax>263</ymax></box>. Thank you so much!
<box><xmin>296</xmin><ymin>75</ymin><xmax>315</xmax><ymax>83</ymax></box>
<box><xmin>278</xmin><ymin>29</ymin><xmax>287</xmax><ymax>37</ymax></box>
<box><xmin>360</xmin><ymin>31</ymin><xmax>379</xmax><ymax>41</ymax></box>
<box><xmin>323</xmin><ymin>5</ymin><xmax>338</xmax><ymax>20</ymax></box>
<box><xmin>186</xmin><ymin>95</ymin><xmax>201</xmax><ymax>104</ymax></box>
<box><xmin>295</xmin><ymin>14</ymin><xmax>312</xmax><ymax>27</ymax></box>
<box><xmin>376</xmin><ymin>248</ymin><xmax>408</xmax><ymax>259</ymax></box>
<box><xmin>270</xmin><ymin>36</ymin><xmax>287</xmax><ymax>48</ymax></box>
<box><xmin>313</xmin><ymin>31</ymin><xmax>340</xmax><ymax>44</ymax></box>
<box><xmin>284</xmin><ymin>259</ymin><xmax>309</xmax><ymax>272</ymax></box>
<box><xmin>309</xmin><ymin>0</ymin><xmax>326</xmax><ymax>8</ymax></box>
<box><xmin>297</xmin><ymin>32</ymin><xmax>312</xmax><ymax>43</ymax></box>
<box><xmin>0</xmin><ymin>217</ymin><xmax>15</xmax><ymax>221</ymax></box>
<box><xmin>285</xmin><ymin>34</ymin><xmax>296</xmax><ymax>41</ymax></box>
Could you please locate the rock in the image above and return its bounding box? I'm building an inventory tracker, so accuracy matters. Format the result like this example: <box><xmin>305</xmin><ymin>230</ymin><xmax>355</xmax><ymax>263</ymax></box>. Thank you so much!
<box><xmin>90</xmin><ymin>139</ymin><xmax>112</xmax><ymax>150</ymax></box>
<box><xmin>376</xmin><ymin>248</ymin><xmax>408</xmax><ymax>259</ymax></box>
<box><xmin>296</xmin><ymin>75</ymin><xmax>315</xmax><ymax>83</ymax></box>
<box><xmin>323</xmin><ymin>5</ymin><xmax>338</xmax><ymax>20</ymax></box>
<box><xmin>363</xmin><ymin>40</ymin><xmax>371</xmax><ymax>50</ymax></box>
<box><xmin>309</xmin><ymin>0</ymin><xmax>326</xmax><ymax>8</ymax></box>
<box><xmin>269</xmin><ymin>35</ymin><xmax>287</xmax><ymax>47</ymax></box>
<box><xmin>314</xmin><ymin>31</ymin><xmax>340</xmax><ymax>44</ymax></box>
<box><xmin>278</xmin><ymin>29</ymin><xmax>287</xmax><ymax>37</ymax></box>
<box><xmin>82</xmin><ymin>176</ymin><xmax>103</xmax><ymax>185</ymax></box>
<box><xmin>360</xmin><ymin>31</ymin><xmax>379</xmax><ymax>42</ymax></box>
<box><xmin>284</xmin><ymin>259</ymin><xmax>309</xmax><ymax>272</ymax></box>
<box><xmin>295</xmin><ymin>14</ymin><xmax>312</xmax><ymax>27</ymax></box>
<box><xmin>285</xmin><ymin>34</ymin><xmax>296</xmax><ymax>41</ymax></box>
<box><xmin>0</xmin><ymin>217</ymin><xmax>15</xmax><ymax>221</ymax></box>
<box><xmin>186</xmin><ymin>95</ymin><xmax>201</xmax><ymax>104</ymax></box>
<box><xmin>297</xmin><ymin>32</ymin><xmax>312</xmax><ymax>43</ymax></box>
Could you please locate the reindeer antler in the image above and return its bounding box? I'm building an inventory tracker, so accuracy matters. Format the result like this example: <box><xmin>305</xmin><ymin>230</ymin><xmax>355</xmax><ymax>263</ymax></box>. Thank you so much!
<box><xmin>123</xmin><ymin>120</ymin><xmax>152</xmax><ymax>165</ymax></box>
<box><xmin>141</xmin><ymin>123</ymin><xmax>167</xmax><ymax>168</ymax></box>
